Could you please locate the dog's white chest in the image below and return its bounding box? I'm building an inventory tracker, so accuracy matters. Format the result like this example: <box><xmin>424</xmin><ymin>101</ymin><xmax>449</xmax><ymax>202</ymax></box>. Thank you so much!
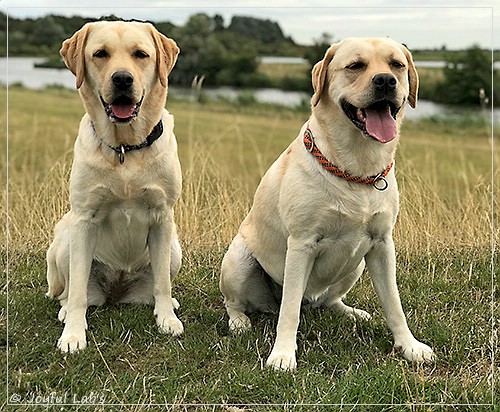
<box><xmin>303</xmin><ymin>205</ymin><xmax>394</xmax><ymax>297</ymax></box>
<box><xmin>89</xmin><ymin>181</ymin><xmax>169</xmax><ymax>270</ymax></box>
<box><xmin>120</xmin><ymin>206</ymin><xmax>133</xmax><ymax>226</ymax></box>
<box><xmin>312</xmin><ymin>220</ymin><xmax>370</xmax><ymax>273</ymax></box>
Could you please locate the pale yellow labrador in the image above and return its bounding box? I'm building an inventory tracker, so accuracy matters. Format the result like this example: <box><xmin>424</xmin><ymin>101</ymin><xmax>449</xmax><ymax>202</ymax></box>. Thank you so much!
<box><xmin>220</xmin><ymin>37</ymin><xmax>435</xmax><ymax>370</ymax></box>
<box><xmin>46</xmin><ymin>21</ymin><xmax>182</xmax><ymax>353</ymax></box>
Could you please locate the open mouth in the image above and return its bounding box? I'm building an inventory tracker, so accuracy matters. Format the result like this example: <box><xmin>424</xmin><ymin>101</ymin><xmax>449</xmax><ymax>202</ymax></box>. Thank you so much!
<box><xmin>341</xmin><ymin>100</ymin><xmax>401</xmax><ymax>143</ymax></box>
<box><xmin>100</xmin><ymin>94</ymin><xmax>144</xmax><ymax>123</ymax></box>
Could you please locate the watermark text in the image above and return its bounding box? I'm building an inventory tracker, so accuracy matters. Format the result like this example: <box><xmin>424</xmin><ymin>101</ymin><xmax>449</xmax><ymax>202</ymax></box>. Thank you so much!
<box><xmin>9</xmin><ymin>391</ymin><xmax>106</xmax><ymax>405</ymax></box>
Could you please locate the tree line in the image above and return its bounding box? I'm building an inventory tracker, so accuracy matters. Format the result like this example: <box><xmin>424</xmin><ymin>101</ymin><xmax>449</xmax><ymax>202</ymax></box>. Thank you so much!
<box><xmin>1</xmin><ymin>12</ymin><xmax>496</xmax><ymax>106</ymax></box>
<box><xmin>1</xmin><ymin>12</ymin><xmax>309</xmax><ymax>89</ymax></box>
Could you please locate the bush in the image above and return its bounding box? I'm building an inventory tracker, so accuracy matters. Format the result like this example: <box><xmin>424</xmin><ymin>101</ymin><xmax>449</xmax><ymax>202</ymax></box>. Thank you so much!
<box><xmin>236</xmin><ymin>91</ymin><xmax>257</xmax><ymax>106</ymax></box>
<box><xmin>278</xmin><ymin>75</ymin><xmax>311</xmax><ymax>92</ymax></box>
<box><xmin>434</xmin><ymin>45</ymin><xmax>494</xmax><ymax>106</ymax></box>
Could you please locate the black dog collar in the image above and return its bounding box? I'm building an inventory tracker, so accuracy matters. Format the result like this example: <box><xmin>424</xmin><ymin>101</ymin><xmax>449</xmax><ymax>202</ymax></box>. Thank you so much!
<box><xmin>90</xmin><ymin>119</ymin><xmax>163</xmax><ymax>164</ymax></box>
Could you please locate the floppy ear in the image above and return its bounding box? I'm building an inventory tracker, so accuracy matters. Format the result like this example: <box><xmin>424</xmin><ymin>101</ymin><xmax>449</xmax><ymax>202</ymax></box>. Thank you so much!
<box><xmin>60</xmin><ymin>23</ymin><xmax>91</xmax><ymax>89</ymax></box>
<box><xmin>401</xmin><ymin>45</ymin><xmax>419</xmax><ymax>108</ymax></box>
<box><xmin>149</xmin><ymin>25</ymin><xmax>180</xmax><ymax>87</ymax></box>
<box><xmin>311</xmin><ymin>43</ymin><xmax>338</xmax><ymax>107</ymax></box>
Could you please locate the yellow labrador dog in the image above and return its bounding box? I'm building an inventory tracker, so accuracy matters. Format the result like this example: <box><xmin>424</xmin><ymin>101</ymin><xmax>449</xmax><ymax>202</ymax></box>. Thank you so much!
<box><xmin>46</xmin><ymin>21</ymin><xmax>182</xmax><ymax>353</ymax></box>
<box><xmin>220</xmin><ymin>38</ymin><xmax>435</xmax><ymax>370</ymax></box>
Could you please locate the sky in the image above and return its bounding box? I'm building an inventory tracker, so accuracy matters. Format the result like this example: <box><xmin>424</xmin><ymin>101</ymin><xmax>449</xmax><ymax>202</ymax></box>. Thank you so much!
<box><xmin>1</xmin><ymin>0</ymin><xmax>499</xmax><ymax>50</ymax></box>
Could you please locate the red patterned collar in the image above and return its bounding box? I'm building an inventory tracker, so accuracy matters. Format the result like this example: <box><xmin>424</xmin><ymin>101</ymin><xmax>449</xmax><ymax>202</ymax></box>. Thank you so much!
<box><xmin>303</xmin><ymin>125</ymin><xmax>393</xmax><ymax>191</ymax></box>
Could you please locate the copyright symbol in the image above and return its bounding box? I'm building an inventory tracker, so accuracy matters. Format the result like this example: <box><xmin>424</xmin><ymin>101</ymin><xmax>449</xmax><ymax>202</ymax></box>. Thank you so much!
<box><xmin>10</xmin><ymin>393</ymin><xmax>22</xmax><ymax>403</ymax></box>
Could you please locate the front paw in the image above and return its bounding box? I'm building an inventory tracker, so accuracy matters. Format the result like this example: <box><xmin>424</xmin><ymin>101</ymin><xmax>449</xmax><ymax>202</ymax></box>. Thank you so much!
<box><xmin>266</xmin><ymin>350</ymin><xmax>297</xmax><ymax>371</ymax></box>
<box><xmin>396</xmin><ymin>339</ymin><xmax>435</xmax><ymax>362</ymax></box>
<box><xmin>57</xmin><ymin>327</ymin><xmax>87</xmax><ymax>353</ymax></box>
<box><xmin>154</xmin><ymin>305</ymin><xmax>183</xmax><ymax>336</ymax></box>
<box><xmin>156</xmin><ymin>315</ymin><xmax>184</xmax><ymax>336</ymax></box>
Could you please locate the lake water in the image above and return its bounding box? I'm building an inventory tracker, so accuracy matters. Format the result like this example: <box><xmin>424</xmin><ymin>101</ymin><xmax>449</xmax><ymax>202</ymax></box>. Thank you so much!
<box><xmin>1</xmin><ymin>57</ymin><xmax>497</xmax><ymax>122</ymax></box>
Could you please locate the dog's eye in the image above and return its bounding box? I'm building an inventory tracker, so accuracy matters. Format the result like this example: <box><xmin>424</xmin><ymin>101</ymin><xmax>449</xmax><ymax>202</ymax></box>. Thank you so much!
<box><xmin>346</xmin><ymin>62</ymin><xmax>366</xmax><ymax>70</ymax></box>
<box><xmin>93</xmin><ymin>49</ymin><xmax>109</xmax><ymax>58</ymax></box>
<box><xmin>134</xmin><ymin>50</ymin><xmax>150</xmax><ymax>59</ymax></box>
<box><xmin>390</xmin><ymin>60</ymin><xmax>405</xmax><ymax>69</ymax></box>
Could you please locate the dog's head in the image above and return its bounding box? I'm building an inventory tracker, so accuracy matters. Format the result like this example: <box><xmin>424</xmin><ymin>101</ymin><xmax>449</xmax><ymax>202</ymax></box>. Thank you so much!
<box><xmin>311</xmin><ymin>38</ymin><xmax>418</xmax><ymax>144</ymax></box>
<box><xmin>60</xmin><ymin>21</ymin><xmax>179</xmax><ymax>124</ymax></box>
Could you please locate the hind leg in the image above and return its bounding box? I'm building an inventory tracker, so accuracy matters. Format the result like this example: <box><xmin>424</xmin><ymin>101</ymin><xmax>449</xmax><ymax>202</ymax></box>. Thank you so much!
<box><xmin>46</xmin><ymin>217</ymin><xmax>70</xmax><ymax>299</ymax></box>
<box><xmin>220</xmin><ymin>234</ymin><xmax>277</xmax><ymax>332</ymax></box>
<box><xmin>47</xmin><ymin>218</ymin><xmax>106</xmax><ymax>327</ymax></box>
<box><xmin>46</xmin><ymin>218</ymin><xmax>74</xmax><ymax>324</ymax></box>
<box><xmin>169</xmin><ymin>233</ymin><xmax>182</xmax><ymax>310</ymax></box>
<box><xmin>46</xmin><ymin>243</ymin><xmax>65</xmax><ymax>299</ymax></box>
<box><xmin>320</xmin><ymin>260</ymin><xmax>371</xmax><ymax>321</ymax></box>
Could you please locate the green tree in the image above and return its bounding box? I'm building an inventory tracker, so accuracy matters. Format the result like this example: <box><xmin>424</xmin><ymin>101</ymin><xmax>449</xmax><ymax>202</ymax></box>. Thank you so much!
<box><xmin>228</xmin><ymin>16</ymin><xmax>286</xmax><ymax>44</ymax></box>
<box><xmin>31</xmin><ymin>15</ymin><xmax>65</xmax><ymax>47</ymax></box>
<box><xmin>169</xmin><ymin>14</ymin><xmax>219</xmax><ymax>86</ymax></box>
<box><xmin>436</xmin><ymin>45</ymin><xmax>493</xmax><ymax>106</ymax></box>
<box><xmin>304</xmin><ymin>32</ymin><xmax>333</xmax><ymax>66</ymax></box>
<box><xmin>212</xmin><ymin>14</ymin><xmax>224</xmax><ymax>32</ymax></box>
<box><xmin>183</xmin><ymin>13</ymin><xmax>211</xmax><ymax>36</ymax></box>
<box><xmin>170</xmin><ymin>14</ymin><xmax>262</xmax><ymax>87</ymax></box>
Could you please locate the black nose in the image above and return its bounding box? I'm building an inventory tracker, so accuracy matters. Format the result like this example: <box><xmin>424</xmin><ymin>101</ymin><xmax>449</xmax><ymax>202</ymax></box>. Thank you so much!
<box><xmin>112</xmin><ymin>71</ymin><xmax>134</xmax><ymax>91</ymax></box>
<box><xmin>372</xmin><ymin>73</ymin><xmax>397</xmax><ymax>94</ymax></box>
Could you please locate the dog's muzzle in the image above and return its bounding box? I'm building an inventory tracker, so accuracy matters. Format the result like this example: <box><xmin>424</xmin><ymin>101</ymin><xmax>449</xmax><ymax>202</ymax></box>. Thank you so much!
<box><xmin>341</xmin><ymin>73</ymin><xmax>404</xmax><ymax>144</ymax></box>
<box><xmin>341</xmin><ymin>99</ymin><xmax>401</xmax><ymax>144</ymax></box>
<box><xmin>100</xmin><ymin>94</ymin><xmax>144</xmax><ymax>123</ymax></box>
<box><xmin>100</xmin><ymin>71</ymin><xmax>144</xmax><ymax>123</ymax></box>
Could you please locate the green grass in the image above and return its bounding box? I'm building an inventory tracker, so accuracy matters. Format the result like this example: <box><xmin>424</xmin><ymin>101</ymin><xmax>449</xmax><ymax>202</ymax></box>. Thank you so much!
<box><xmin>2</xmin><ymin>87</ymin><xmax>498</xmax><ymax>410</ymax></box>
<box><xmin>5</xmin><ymin>251</ymin><xmax>496</xmax><ymax>409</ymax></box>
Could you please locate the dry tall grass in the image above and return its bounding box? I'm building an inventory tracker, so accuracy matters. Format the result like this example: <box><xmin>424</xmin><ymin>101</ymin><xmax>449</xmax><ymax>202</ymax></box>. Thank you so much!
<box><xmin>396</xmin><ymin>161</ymin><xmax>494</xmax><ymax>255</ymax></box>
<box><xmin>3</xmin><ymin>88</ymin><xmax>497</xmax><ymax>264</ymax></box>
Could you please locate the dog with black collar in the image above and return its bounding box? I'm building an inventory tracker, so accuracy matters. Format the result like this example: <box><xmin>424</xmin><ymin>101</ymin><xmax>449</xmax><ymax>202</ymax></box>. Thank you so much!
<box><xmin>46</xmin><ymin>21</ymin><xmax>182</xmax><ymax>353</ymax></box>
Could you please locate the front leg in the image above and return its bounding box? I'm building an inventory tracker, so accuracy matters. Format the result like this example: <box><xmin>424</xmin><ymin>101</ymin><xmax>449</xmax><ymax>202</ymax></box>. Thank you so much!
<box><xmin>266</xmin><ymin>236</ymin><xmax>315</xmax><ymax>371</ymax></box>
<box><xmin>149</xmin><ymin>210</ymin><xmax>183</xmax><ymax>336</ymax></box>
<box><xmin>365</xmin><ymin>237</ymin><xmax>435</xmax><ymax>362</ymax></box>
<box><xmin>57</xmin><ymin>219</ymin><xmax>96</xmax><ymax>353</ymax></box>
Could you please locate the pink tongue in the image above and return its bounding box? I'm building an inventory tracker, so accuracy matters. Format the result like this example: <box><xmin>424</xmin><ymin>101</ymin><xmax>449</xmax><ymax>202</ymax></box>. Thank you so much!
<box><xmin>111</xmin><ymin>103</ymin><xmax>135</xmax><ymax>119</ymax></box>
<box><xmin>364</xmin><ymin>105</ymin><xmax>397</xmax><ymax>143</ymax></box>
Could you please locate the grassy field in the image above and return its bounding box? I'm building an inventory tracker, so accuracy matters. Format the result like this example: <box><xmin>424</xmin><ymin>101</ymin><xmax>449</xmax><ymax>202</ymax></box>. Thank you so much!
<box><xmin>2</xmin><ymin>86</ymin><xmax>498</xmax><ymax>411</ymax></box>
<box><xmin>258</xmin><ymin>61</ymin><xmax>309</xmax><ymax>80</ymax></box>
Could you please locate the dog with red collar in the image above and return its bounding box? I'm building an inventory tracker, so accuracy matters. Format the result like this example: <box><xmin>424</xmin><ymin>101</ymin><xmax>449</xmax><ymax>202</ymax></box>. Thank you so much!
<box><xmin>220</xmin><ymin>37</ymin><xmax>435</xmax><ymax>371</ymax></box>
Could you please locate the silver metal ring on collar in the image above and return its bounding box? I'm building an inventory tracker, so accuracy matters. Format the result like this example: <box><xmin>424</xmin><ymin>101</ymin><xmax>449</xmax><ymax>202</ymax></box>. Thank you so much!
<box><xmin>373</xmin><ymin>175</ymin><xmax>389</xmax><ymax>191</ymax></box>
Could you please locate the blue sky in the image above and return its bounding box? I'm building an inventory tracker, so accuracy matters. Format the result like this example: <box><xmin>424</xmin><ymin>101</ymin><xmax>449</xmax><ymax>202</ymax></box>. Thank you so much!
<box><xmin>1</xmin><ymin>0</ymin><xmax>498</xmax><ymax>50</ymax></box>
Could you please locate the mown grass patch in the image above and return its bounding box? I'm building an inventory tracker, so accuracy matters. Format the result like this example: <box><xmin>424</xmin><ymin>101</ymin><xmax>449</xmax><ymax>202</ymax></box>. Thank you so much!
<box><xmin>5</xmin><ymin>250</ymin><xmax>495</xmax><ymax>409</ymax></box>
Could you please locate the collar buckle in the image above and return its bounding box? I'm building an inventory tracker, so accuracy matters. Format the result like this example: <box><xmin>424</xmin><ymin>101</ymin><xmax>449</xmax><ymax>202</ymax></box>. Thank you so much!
<box><xmin>372</xmin><ymin>173</ymin><xmax>389</xmax><ymax>191</ymax></box>
<box><xmin>118</xmin><ymin>145</ymin><xmax>125</xmax><ymax>164</ymax></box>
